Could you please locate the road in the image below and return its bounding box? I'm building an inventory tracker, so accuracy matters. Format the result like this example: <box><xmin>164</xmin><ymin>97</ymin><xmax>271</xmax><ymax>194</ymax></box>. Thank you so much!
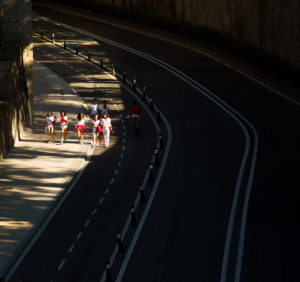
<box><xmin>10</xmin><ymin>3</ymin><xmax>300</xmax><ymax>282</ymax></box>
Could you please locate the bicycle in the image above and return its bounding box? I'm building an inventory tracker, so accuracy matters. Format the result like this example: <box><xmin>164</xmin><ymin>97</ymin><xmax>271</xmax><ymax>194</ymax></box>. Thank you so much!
<box><xmin>133</xmin><ymin>116</ymin><xmax>141</xmax><ymax>136</ymax></box>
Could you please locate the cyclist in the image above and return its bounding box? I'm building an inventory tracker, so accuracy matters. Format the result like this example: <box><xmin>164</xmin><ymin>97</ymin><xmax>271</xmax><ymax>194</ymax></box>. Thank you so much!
<box><xmin>128</xmin><ymin>100</ymin><xmax>142</xmax><ymax>130</ymax></box>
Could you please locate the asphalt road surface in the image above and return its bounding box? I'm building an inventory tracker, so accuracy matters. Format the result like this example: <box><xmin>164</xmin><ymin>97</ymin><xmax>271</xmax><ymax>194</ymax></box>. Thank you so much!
<box><xmin>10</xmin><ymin>4</ymin><xmax>300</xmax><ymax>282</ymax></box>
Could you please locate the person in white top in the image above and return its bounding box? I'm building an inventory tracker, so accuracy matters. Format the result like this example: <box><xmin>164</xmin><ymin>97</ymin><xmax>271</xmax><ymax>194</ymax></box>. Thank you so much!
<box><xmin>91</xmin><ymin>114</ymin><xmax>102</xmax><ymax>147</ymax></box>
<box><xmin>101</xmin><ymin>112</ymin><xmax>114</xmax><ymax>148</ymax></box>
<box><xmin>100</xmin><ymin>100</ymin><xmax>109</xmax><ymax>117</ymax></box>
<box><xmin>58</xmin><ymin>110</ymin><xmax>68</xmax><ymax>144</ymax></box>
<box><xmin>45</xmin><ymin>112</ymin><xmax>56</xmax><ymax>143</ymax></box>
<box><xmin>89</xmin><ymin>98</ymin><xmax>100</xmax><ymax>118</ymax></box>
<box><xmin>75</xmin><ymin>112</ymin><xmax>86</xmax><ymax>145</ymax></box>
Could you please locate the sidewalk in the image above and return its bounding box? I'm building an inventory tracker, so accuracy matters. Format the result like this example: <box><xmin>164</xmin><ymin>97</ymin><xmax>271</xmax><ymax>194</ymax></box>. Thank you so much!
<box><xmin>0</xmin><ymin>61</ymin><xmax>93</xmax><ymax>276</ymax></box>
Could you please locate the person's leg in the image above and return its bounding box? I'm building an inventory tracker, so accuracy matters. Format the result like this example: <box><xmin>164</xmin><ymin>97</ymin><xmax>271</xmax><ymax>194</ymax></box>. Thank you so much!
<box><xmin>103</xmin><ymin>129</ymin><xmax>108</xmax><ymax>147</ymax></box>
<box><xmin>47</xmin><ymin>126</ymin><xmax>51</xmax><ymax>142</ymax></box>
<box><xmin>77</xmin><ymin>129</ymin><xmax>81</xmax><ymax>142</ymax></box>
<box><xmin>92</xmin><ymin>132</ymin><xmax>95</xmax><ymax>146</ymax></box>
<box><xmin>61</xmin><ymin>128</ymin><xmax>64</xmax><ymax>143</ymax></box>
<box><xmin>50</xmin><ymin>126</ymin><xmax>54</xmax><ymax>142</ymax></box>
<box><xmin>63</xmin><ymin>128</ymin><xmax>67</xmax><ymax>141</ymax></box>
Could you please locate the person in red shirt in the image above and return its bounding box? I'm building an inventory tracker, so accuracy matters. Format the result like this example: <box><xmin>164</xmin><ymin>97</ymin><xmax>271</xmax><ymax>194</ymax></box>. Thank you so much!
<box><xmin>129</xmin><ymin>100</ymin><xmax>142</xmax><ymax>129</ymax></box>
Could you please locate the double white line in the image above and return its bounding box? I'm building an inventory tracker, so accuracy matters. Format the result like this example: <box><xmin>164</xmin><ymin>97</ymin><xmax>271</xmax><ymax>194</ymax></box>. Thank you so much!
<box><xmin>35</xmin><ymin>14</ymin><xmax>258</xmax><ymax>282</ymax></box>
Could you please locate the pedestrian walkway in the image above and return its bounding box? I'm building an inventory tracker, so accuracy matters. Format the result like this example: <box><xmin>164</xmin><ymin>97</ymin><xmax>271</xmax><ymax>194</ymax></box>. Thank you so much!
<box><xmin>0</xmin><ymin>61</ymin><xmax>93</xmax><ymax>277</ymax></box>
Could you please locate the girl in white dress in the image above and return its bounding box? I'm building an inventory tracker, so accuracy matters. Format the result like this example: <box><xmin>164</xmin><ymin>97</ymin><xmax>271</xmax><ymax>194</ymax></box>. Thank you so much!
<box><xmin>91</xmin><ymin>114</ymin><xmax>102</xmax><ymax>147</ymax></box>
<box><xmin>45</xmin><ymin>112</ymin><xmax>55</xmax><ymax>143</ymax></box>
<box><xmin>58</xmin><ymin>110</ymin><xmax>68</xmax><ymax>144</ymax></box>
<box><xmin>101</xmin><ymin>112</ymin><xmax>114</xmax><ymax>148</ymax></box>
<box><xmin>75</xmin><ymin>112</ymin><xmax>86</xmax><ymax>145</ymax></box>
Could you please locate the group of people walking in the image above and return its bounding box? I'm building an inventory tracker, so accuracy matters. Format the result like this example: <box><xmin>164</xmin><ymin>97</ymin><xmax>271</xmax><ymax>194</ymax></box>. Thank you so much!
<box><xmin>45</xmin><ymin>99</ymin><xmax>113</xmax><ymax>148</ymax></box>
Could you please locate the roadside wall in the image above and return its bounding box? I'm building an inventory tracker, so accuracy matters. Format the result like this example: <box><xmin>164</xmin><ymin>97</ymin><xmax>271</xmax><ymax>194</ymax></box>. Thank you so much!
<box><xmin>57</xmin><ymin>0</ymin><xmax>300</xmax><ymax>72</ymax></box>
<box><xmin>0</xmin><ymin>0</ymin><xmax>33</xmax><ymax>159</ymax></box>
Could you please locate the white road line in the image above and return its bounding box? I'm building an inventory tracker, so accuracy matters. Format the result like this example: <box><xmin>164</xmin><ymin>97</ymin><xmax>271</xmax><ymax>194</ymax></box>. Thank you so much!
<box><xmin>110</xmin><ymin>178</ymin><xmax>115</xmax><ymax>185</ymax></box>
<box><xmin>68</xmin><ymin>245</ymin><xmax>74</xmax><ymax>253</ymax></box>
<box><xmin>92</xmin><ymin>208</ymin><xmax>98</xmax><ymax>215</ymax></box>
<box><xmin>122</xmin><ymin>125</ymin><xmax>125</xmax><ymax>130</ymax></box>
<box><xmin>76</xmin><ymin>232</ymin><xmax>83</xmax><ymax>240</ymax></box>
<box><xmin>123</xmin><ymin>132</ymin><xmax>126</xmax><ymax>137</ymax></box>
<box><xmin>104</xmin><ymin>187</ymin><xmax>110</xmax><ymax>194</ymax></box>
<box><xmin>118</xmin><ymin>161</ymin><xmax>122</xmax><ymax>166</ymax></box>
<box><xmin>122</xmin><ymin>145</ymin><xmax>126</xmax><ymax>151</ymax></box>
<box><xmin>121</xmin><ymin>120</ymin><xmax>124</xmax><ymax>124</ymax></box>
<box><xmin>120</xmin><ymin>114</ymin><xmax>123</xmax><ymax>118</ymax></box>
<box><xmin>114</xmin><ymin>169</ymin><xmax>119</xmax><ymax>176</ymax></box>
<box><xmin>57</xmin><ymin>259</ymin><xmax>66</xmax><ymax>271</ymax></box>
<box><xmin>123</xmin><ymin>138</ymin><xmax>126</xmax><ymax>143</ymax></box>
<box><xmin>84</xmin><ymin>219</ymin><xmax>90</xmax><ymax>228</ymax></box>
<box><xmin>120</xmin><ymin>153</ymin><xmax>124</xmax><ymax>159</ymax></box>
<box><xmin>99</xmin><ymin>198</ymin><xmax>104</xmax><ymax>205</ymax></box>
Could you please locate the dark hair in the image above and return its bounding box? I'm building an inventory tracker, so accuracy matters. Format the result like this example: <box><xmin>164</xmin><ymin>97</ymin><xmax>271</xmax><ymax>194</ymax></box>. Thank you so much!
<box><xmin>47</xmin><ymin>112</ymin><xmax>53</xmax><ymax>116</ymax></box>
<box><xmin>77</xmin><ymin>112</ymin><xmax>84</xmax><ymax>119</ymax></box>
<box><xmin>60</xmin><ymin>110</ymin><xmax>66</xmax><ymax>116</ymax></box>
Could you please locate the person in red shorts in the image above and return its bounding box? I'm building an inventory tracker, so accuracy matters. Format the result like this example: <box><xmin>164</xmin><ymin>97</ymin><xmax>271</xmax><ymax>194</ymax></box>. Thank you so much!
<box><xmin>75</xmin><ymin>112</ymin><xmax>86</xmax><ymax>145</ymax></box>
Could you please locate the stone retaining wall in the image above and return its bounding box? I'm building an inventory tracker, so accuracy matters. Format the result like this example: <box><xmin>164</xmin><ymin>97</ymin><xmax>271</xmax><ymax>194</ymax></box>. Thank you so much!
<box><xmin>0</xmin><ymin>46</ymin><xmax>33</xmax><ymax>160</ymax></box>
<box><xmin>0</xmin><ymin>0</ymin><xmax>33</xmax><ymax>159</ymax></box>
<box><xmin>56</xmin><ymin>0</ymin><xmax>299</xmax><ymax>74</ymax></box>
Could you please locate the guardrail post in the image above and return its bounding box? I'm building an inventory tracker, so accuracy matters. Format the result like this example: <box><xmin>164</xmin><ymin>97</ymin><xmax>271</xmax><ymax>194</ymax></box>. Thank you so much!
<box><xmin>100</xmin><ymin>56</ymin><xmax>103</xmax><ymax>68</ymax></box>
<box><xmin>123</xmin><ymin>71</ymin><xmax>127</xmax><ymax>83</ymax></box>
<box><xmin>116</xmin><ymin>232</ymin><xmax>125</xmax><ymax>253</ymax></box>
<box><xmin>150</xmin><ymin>98</ymin><xmax>154</xmax><ymax>111</ymax></box>
<box><xmin>132</xmin><ymin>78</ymin><xmax>137</xmax><ymax>91</ymax></box>
<box><xmin>159</xmin><ymin>133</ymin><xmax>164</xmax><ymax>149</ymax></box>
<box><xmin>157</xmin><ymin>108</ymin><xmax>161</xmax><ymax>122</ymax></box>
<box><xmin>139</xmin><ymin>185</ymin><xmax>146</xmax><ymax>203</ymax></box>
<box><xmin>64</xmin><ymin>38</ymin><xmax>67</xmax><ymax>49</ymax></box>
<box><xmin>75</xmin><ymin>47</ymin><xmax>79</xmax><ymax>55</ymax></box>
<box><xmin>130</xmin><ymin>206</ymin><xmax>137</xmax><ymax>226</ymax></box>
<box><xmin>88</xmin><ymin>51</ymin><xmax>91</xmax><ymax>61</ymax></box>
<box><xmin>52</xmin><ymin>32</ymin><xmax>55</xmax><ymax>44</ymax></box>
<box><xmin>149</xmin><ymin>162</ymin><xmax>154</xmax><ymax>182</ymax></box>
<box><xmin>154</xmin><ymin>147</ymin><xmax>159</xmax><ymax>165</ymax></box>
<box><xmin>142</xmin><ymin>86</ymin><xmax>146</xmax><ymax>100</ymax></box>
<box><xmin>112</xmin><ymin>64</ymin><xmax>115</xmax><ymax>76</ymax></box>
<box><xmin>105</xmin><ymin>261</ymin><xmax>112</xmax><ymax>282</ymax></box>
<box><xmin>40</xmin><ymin>32</ymin><xmax>43</xmax><ymax>39</ymax></box>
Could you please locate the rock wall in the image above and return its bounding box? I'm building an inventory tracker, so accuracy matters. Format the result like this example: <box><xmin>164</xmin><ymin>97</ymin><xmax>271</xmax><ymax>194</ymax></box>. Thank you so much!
<box><xmin>0</xmin><ymin>0</ymin><xmax>33</xmax><ymax>159</ymax></box>
<box><xmin>60</xmin><ymin>0</ymin><xmax>299</xmax><ymax>71</ymax></box>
